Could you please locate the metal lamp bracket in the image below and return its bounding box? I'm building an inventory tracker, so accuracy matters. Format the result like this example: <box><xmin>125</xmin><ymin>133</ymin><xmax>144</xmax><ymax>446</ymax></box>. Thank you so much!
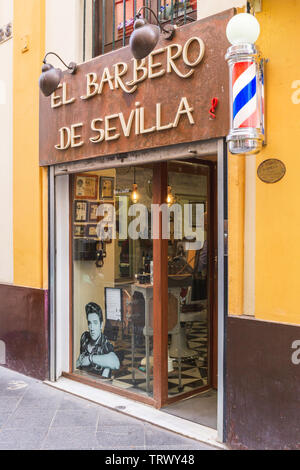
<box><xmin>43</xmin><ymin>52</ymin><xmax>77</xmax><ymax>74</ymax></box>
<box><xmin>248</xmin><ymin>0</ymin><xmax>262</xmax><ymax>13</ymax></box>
<box><xmin>136</xmin><ymin>5</ymin><xmax>176</xmax><ymax>40</ymax></box>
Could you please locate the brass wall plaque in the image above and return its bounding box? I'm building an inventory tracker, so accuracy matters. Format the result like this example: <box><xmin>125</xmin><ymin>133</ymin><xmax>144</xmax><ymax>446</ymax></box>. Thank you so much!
<box><xmin>257</xmin><ymin>159</ymin><xmax>286</xmax><ymax>184</ymax></box>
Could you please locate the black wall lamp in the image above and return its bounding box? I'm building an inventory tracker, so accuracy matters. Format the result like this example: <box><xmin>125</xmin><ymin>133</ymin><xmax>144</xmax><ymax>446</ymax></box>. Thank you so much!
<box><xmin>39</xmin><ymin>52</ymin><xmax>77</xmax><ymax>97</ymax></box>
<box><xmin>130</xmin><ymin>6</ymin><xmax>176</xmax><ymax>60</ymax></box>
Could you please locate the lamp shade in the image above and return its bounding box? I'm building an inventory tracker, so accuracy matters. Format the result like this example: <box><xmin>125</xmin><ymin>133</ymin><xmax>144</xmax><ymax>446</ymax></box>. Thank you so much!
<box><xmin>39</xmin><ymin>63</ymin><xmax>62</xmax><ymax>97</ymax></box>
<box><xmin>226</xmin><ymin>13</ymin><xmax>260</xmax><ymax>45</ymax></box>
<box><xmin>129</xmin><ymin>17</ymin><xmax>160</xmax><ymax>60</ymax></box>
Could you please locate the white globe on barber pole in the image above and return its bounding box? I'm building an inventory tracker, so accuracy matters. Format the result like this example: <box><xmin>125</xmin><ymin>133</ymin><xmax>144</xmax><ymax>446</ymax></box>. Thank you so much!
<box><xmin>225</xmin><ymin>13</ymin><xmax>265</xmax><ymax>155</ymax></box>
<box><xmin>226</xmin><ymin>13</ymin><xmax>260</xmax><ymax>45</ymax></box>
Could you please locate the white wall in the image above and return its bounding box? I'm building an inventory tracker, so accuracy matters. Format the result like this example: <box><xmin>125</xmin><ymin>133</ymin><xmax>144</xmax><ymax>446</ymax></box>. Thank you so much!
<box><xmin>0</xmin><ymin>0</ymin><xmax>12</xmax><ymax>24</ymax></box>
<box><xmin>197</xmin><ymin>0</ymin><xmax>246</xmax><ymax>20</ymax></box>
<box><xmin>55</xmin><ymin>175</ymin><xmax>70</xmax><ymax>378</ymax></box>
<box><xmin>0</xmin><ymin>0</ymin><xmax>13</xmax><ymax>283</ymax></box>
<box><xmin>46</xmin><ymin>0</ymin><xmax>84</xmax><ymax>67</ymax></box>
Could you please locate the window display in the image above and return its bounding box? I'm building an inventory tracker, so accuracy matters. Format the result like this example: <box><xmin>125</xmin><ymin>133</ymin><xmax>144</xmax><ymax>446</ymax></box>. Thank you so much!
<box><xmin>71</xmin><ymin>162</ymin><xmax>211</xmax><ymax>400</ymax></box>
<box><xmin>166</xmin><ymin>162</ymin><xmax>210</xmax><ymax>397</ymax></box>
<box><xmin>72</xmin><ymin>166</ymin><xmax>154</xmax><ymax>397</ymax></box>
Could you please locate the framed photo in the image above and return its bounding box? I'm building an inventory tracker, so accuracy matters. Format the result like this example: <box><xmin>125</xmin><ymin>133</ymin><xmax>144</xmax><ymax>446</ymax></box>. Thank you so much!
<box><xmin>74</xmin><ymin>200</ymin><xmax>88</xmax><ymax>222</ymax></box>
<box><xmin>88</xmin><ymin>202</ymin><xmax>99</xmax><ymax>222</ymax></box>
<box><xmin>74</xmin><ymin>225</ymin><xmax>85</xmax><ymax>237</ymax></box>
<box><xmin>105</xmin><ymin>287</ymin><xmax>123</xmax><ymax>322</ymax></box>
<box><xmin>85</xmin><ymin>224</ymin><xmax>98</xmax><ymax>238</ymax></box>
<box><xmin>74</xmin><ymin>174</ymin><xmax>98</xmax><ymax>200</ymax></box>
<box><xmin>100</xmin><ymin>176</ymin><xmax>114</xmax><ymax>199</ymax></box>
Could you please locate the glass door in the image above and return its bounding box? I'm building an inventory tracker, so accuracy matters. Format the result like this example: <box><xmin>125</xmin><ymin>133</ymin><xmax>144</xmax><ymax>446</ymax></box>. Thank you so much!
<box><xmin>165</xmin><ymin>160</ymin><xmax>214</xmax><ymax>401</ymax></box>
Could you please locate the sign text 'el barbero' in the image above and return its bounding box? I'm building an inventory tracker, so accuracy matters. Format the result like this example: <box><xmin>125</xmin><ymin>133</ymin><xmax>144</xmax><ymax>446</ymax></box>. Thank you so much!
<box><xmin>39</xmin><ymin>10</ymin><xmax>233</xmax><ymax>166</ymax></box>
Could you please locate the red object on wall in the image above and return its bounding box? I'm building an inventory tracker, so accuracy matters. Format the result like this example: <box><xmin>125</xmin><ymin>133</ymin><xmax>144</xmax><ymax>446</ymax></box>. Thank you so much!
<box><xmin>209</xmin><ymin>97</ymin><xmax>219</xmax><ymax>118</ymax></box>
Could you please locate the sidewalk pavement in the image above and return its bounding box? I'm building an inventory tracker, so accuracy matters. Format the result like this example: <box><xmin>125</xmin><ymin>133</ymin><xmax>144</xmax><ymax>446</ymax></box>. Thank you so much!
<box><xmin>0</xmin><ymin>366</ymin><xmax>216</xmax><ymax>450</ymax></box>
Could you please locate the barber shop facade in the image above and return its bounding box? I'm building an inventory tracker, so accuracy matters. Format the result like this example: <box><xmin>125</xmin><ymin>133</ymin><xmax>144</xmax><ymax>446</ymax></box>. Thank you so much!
<box><xmin>1</xmin><ymin>0</ymin><xmax>300</xmax><ymax>450</ymax></box>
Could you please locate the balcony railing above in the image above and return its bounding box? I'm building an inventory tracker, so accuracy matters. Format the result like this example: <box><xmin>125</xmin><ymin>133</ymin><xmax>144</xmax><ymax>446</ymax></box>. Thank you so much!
<box><xmin>84</xmin><ymin>0</ymin><xmax>197</xmax><ymax>58</ymax></box>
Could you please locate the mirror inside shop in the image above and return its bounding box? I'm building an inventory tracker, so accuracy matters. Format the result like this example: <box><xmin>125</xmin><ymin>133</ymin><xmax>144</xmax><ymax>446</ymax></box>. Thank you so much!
<box><xmin>72</xmin><ymin>161</ymin><xmax>210</xmax><ymax>399</ymax></box>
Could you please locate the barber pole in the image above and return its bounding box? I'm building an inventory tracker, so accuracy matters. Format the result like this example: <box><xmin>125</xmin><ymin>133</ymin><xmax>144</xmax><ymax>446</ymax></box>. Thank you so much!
<box><xmin>226</xmin><ymin>43</ymin><xmax>264</xmax><ymax>155</ymax></box>
<box><xmin>233</xmin><ymin>61</ymin><xmax>259</xmax><ymax>129</ymax></box>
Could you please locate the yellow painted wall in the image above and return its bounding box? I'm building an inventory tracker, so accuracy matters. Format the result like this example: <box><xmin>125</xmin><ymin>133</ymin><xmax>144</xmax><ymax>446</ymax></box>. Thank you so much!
<box><xmin>254</xmin><ymin>0</ymin><xmax>300</xmax><ymax>324</ymax></box>
<box><xmin>228</xmin><ymin>1</ymin><xmax>300</xmax><ymax>324</ymax></box>
<box><xmin>228</xmin><ymin>155</ymin><xmax>245</xmax><ymax>315</ymax></box>
<box><xmin>13</xmin><ymin>0</ymin><xmax>47</xmax><ymax>289</ymax></box>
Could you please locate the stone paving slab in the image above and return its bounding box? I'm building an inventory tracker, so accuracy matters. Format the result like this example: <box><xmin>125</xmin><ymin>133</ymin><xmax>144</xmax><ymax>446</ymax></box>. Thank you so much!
<box><xmin>0</xmin><ymin>366</ymin><xmax>216</xmax><ymax>451</ymax></box>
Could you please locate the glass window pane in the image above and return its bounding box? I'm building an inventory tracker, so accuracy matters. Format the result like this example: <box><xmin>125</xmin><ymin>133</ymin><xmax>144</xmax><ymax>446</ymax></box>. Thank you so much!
<box><xmin>166</xmin><ymin>161</ymin><xmax>210</xmax><ymax>397</ymax></box>
<box><xmin>72</xmin><ymin>166</ymin><xmax>154</xmax><ymax>398</ymax></box>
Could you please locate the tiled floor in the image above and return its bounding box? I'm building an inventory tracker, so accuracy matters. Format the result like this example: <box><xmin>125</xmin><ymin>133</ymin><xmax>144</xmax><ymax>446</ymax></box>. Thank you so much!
<box><xmin>0</xmin><ymin>366</ymin><xmax>215</xmax><ymax>450</ymax></box>
<box><xmin>77</xmin><ymin>320</ymin><xmax>208</xmax><ymax>398</ymax></box>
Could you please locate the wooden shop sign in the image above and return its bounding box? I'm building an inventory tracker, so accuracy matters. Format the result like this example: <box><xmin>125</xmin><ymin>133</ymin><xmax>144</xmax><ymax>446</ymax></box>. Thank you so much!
<box><xmin>39</xmin><ymin>9</ymin><xmax>233</xmax><ymax>166</ymax></box>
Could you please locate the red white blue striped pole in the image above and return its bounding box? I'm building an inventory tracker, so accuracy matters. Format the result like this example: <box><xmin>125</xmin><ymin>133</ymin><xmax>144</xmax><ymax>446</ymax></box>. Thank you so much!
<box><xmin>233</xmin><ymin>61</ymin><xmax>259</xmax><ymax>129</ymax></box>
<box><xmin>225</xmin><ymin>13</ymin><xmax>264</xmax><ymax>155</ymax></box>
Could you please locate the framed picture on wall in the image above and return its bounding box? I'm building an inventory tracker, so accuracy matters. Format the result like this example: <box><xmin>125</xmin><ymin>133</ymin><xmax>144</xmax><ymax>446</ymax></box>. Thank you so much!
<box><xmin>74</xmin><ymin>200</ymin><xmax>88</xmax><ymax>222</ymax></box>
<box><xmin>88</xmin><ymin>202</ymin><xmax>99</xmax><ymax>222</ymax></box>
<box><xmin>85</xmin><ymin>224</ymin><xmax>98</xmax><ymax>238</ymax></box>
<box><xmin>74</xmin><ymin>174</ymin><xmax>98</xmax><ymax>200</ymax></box>
<box><xmin>100</xmin><ymin>177</ymin><xmax>114</xmax><ymax>199</ymax></box>
<box><xmin>74</xmin><ymin>225</ymin><xmax>86</xmax><ymax>237</ymax></box>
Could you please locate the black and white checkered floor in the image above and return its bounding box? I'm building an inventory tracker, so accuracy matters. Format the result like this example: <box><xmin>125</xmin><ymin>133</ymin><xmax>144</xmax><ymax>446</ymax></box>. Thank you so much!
<box><xmin>110</xmin><ymin>320</ymin><xmax>209</xmax><ymax>397</ymax></box>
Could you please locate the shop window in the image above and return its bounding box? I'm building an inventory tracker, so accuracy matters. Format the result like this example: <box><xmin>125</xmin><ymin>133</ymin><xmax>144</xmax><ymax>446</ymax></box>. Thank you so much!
<box><xmin>71</xmin><ymin>166</ymin><xmax>154</xmax><ymax>398</ymax></box>
<box><xmin>70</xmin><ymin>161</ymin><xmax>212</xmax><ymax>402</ymax></box>
<box><xmin>166</xmin><ymin>161</ymin><xmax>210</xmax><ymax>397</ymax></box>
